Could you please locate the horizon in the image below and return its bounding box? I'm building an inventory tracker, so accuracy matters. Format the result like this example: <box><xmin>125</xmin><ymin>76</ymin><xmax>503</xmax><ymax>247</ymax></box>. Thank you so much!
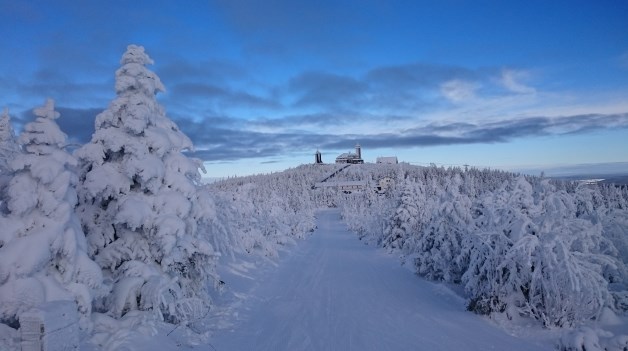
<box><xmin>1</xmin><ymin>1</ymin><xmax>627</xmax><ymax>178</ymax></box>
<box><xmin>200</xmin><ymin>160</ymin><xmax>628</xmax><ymax>182</ymax></box>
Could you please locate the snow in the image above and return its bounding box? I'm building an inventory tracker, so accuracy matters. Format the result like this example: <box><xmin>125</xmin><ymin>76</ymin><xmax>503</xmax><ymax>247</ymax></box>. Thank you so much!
<box><xmin>209</xmin><ymin>209</ymin><xmax>554</xmax><ymax>351</ymax></box>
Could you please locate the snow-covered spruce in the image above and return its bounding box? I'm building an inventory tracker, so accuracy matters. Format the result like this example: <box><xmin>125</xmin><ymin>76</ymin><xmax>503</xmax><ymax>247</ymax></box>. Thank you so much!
<box><xmin>75</xmin><ymin>45</ymin><xmax>218</xmax><ymax>324</ymax></box>
<box><xmin>380</xmin><ymin>180</ymin><xmax>426</xmax><ymax>251</ymax></box>
<box><xmin>207</xmin><ymin>166</ymin><xmax>318</xmax><ymax>258</ymax></box>
<box><xmin>0</xmin><ymin>108</ymin><xmax>20</xmax><ymax>213</ymax></box>
<box><xmin>411</xmin><ymin>173</ymin><xmax>473</xmax><ymax>283</ymax></box>
<box><xmin>0</xmin><ymin>99</ymin><xmax>104</xmax><ymax>328</ymax></box>
<box><xmin>0</xmin><ymin>108</ymin><xmax>20</xmax><ymax>176</ymax></box>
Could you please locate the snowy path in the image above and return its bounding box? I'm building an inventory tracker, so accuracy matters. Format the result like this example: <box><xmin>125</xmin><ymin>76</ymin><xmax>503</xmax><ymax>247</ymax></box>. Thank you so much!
<box><xmin>210</xmin><ymin>209</ymin><xmax>553</xmax><ymax>351</ymax></box>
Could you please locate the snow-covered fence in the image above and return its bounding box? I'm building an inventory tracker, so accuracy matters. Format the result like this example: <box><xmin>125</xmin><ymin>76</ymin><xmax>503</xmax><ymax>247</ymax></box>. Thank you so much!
<box><xmin>20</xmin><ymin>301</ymin><xmax>79</xmax><ymax>351</ymax></box>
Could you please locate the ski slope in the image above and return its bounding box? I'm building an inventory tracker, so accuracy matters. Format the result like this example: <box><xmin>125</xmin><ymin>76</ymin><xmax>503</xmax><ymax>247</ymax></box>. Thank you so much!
<box><xmin>210</xmin><ymin>209</ymin><xmax>554</xmax><ymax>351</ymax></box>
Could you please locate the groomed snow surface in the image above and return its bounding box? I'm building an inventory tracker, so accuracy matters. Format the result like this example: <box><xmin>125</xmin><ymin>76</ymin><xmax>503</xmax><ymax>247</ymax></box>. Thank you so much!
<box><xmin>208</xmin><ymin>209</ymin><xmax>554</xmax><ymax>351</ymax></box>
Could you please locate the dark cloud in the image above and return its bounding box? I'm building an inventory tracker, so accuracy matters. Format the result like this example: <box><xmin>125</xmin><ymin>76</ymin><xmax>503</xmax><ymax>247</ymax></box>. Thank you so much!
<box><xmin>55</xmin><ymin>107</ymin><xmax>100</xmax><ymax>144</ymax></box>
<box><xmin>249</xmin><ymin>113</ymin><xmax>344</xmax><ymax>129</ymax></box>
<box><xmin>183</xmin><ymin>112</ymin><xmax>628</xmax><ymax>162</ymax></box>
<box><xmin>14</xmin><ymin>106</ymin><xmax>99</xmax><ymax>145</ymax></box>
<box><xmin>11</xmin><ymin>103</ymin><xmax>627</xmax><ymax>164</ymax></box>
<box><xmin>288</xmin><ymin>71</ymin><xmax>368</xmax><ymax>108</ymax></box>
<box><xmin>156</xmin><ymin>59</ymin><xmax>247</xmax><ymax>85</ymax></box>
<box><xmin>276</xmin><ymin>63</ymin><xmax>502</xmax><ymax>113</ymax></box>
<box><xmin>366</xmin><ymin>63</ymin><xmax>481</xmax><ymax>90</ymax></box>
<box><xmin>248</xmin><ymin>112</ymin><xmax>412</xmax><ymax>130</ymax></box>
<box><xmin>0</xmin><ymin>74</ymin><xmax>112</xmax><ymax>110</ymax></box>
<box><xmin>169</xmin><ymin>83</ymin><xmax>280</xmax><ymax>110</ymax></box>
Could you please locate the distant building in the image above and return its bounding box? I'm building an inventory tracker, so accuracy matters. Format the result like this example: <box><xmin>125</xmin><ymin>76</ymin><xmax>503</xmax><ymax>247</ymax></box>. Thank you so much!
<box><xmin>314</xmin><ymin>180</ymin><xmax>367</xmax><ymax>194</ymax></box>
<box><xmin>314</xmin><ymin>149</ymin><xmax>323</xmax><ymax>164</ymax></box>
<box><xmin>376</xmin><ymin>176</ymin><xmax>395</xmax><ymax>193</ymax></box>
<box><xmin>376</xmin><ymin>156</ymin><xmax>398</xmax><ymax>164</ymax></box>
<box><xmin>336</xmin><ymin>144</ymin><xmax>364</xmax><ymax>164</ymax></box>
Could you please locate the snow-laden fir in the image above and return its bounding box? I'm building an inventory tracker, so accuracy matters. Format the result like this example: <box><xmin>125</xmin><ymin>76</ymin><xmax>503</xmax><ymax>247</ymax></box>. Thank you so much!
<box><xmin>0</xmin><ymin>99</ymin><xmax>104</xmax><ymax>328</ymax></box>
<box><xmin>74</xmin><ymin>45</ymin><xmax>218</xmax><ymax>327</ymax></box>
<box><xmin>0</xmin><ymin>45</ymin><xmax>627</xmax><ymax>351</ymax></box>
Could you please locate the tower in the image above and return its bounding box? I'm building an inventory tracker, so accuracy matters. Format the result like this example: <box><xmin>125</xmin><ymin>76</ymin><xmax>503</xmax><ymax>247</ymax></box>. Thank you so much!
<box><xmin>355</xmin><ymin>143</ymin><xmax>361</xmax><ymax>159</ymax></box>
<box><xmin>315</xmin><ymin>149</ymin><xmax>323</xmax><ymax>164</ymax></box>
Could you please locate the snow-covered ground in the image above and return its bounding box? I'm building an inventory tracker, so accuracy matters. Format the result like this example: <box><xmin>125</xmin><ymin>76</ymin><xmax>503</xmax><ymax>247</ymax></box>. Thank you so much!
<box><xmin>209</xmin><ymin>209</ymin><xmax>555</xmax><ymax>351</ymax></box>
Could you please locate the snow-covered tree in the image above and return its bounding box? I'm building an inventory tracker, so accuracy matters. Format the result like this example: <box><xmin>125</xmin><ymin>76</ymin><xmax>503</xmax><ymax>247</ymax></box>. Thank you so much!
<box><xmin>75</xmin><ymin>45</ymin><xmax>218</xmax><ymax>323</ymax></box>
<box><xmin>0</xmin><ymin>108</ymin><xmax>19</xmax><ymax>175</ymax></box>
<box><xmin>0</xmin><ymin>99</ymin><xmax>103</xmax><ymax>327</ymax></box>
<box><xmin>496</xmin><ymin>185</ymin><xmax>615</xmax><ymax>327</ymax></box>
<box><xmin>0</xmin><ymin>108</ymin><xmax>20</xmax><ymax>213</ymax></box>
<box><xmin>462</xmin><ymin>179</ymin><xmax>621</xmax><ymax>327</ymax></box>
<box><xmin>411</xmin><ymin>174</ymin><xmax>472</xmax><ymax>283</ymax></box>
<box><xmin>461</xmin><ymin>176</ymin><xmax>538</xmax><ymax>314</ymax></box>
<box><xmin>381</xmin><ymin>180</ymin><xmax>425</xmax><ymax>251</ymax></box>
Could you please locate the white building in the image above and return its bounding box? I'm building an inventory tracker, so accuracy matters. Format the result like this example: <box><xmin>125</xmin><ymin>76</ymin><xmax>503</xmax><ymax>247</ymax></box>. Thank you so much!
<box><xmin>376</xmin><ymin>177</ymin><xmax>395</xmax><ymax>193</ymax></box>
<box><xmin>376</xmin><ymin>156</ymin><xmax>398</xmax><ymax>164</ymax></box>
<box><xmin>336</xmin><ymin>144</ymin><xmax>364</xmax><ymax>164</ymax></box>
<box><xmin>315</xmin><ymin>180</ymin><xmax>367</xmax><ymax>194</ymax></box>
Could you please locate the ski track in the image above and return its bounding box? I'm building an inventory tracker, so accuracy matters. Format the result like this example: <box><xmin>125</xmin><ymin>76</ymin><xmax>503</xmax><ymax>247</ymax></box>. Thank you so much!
<box><xmin>210</xmin><ymin>209</ymin><xmax>553</xmax><ymax>351</ymax></box>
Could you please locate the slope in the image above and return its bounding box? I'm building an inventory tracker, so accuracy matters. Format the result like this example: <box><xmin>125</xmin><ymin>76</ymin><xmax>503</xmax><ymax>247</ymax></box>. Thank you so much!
<box><xmin>210</xmin><ymin>208</ymin><xmax>554</xmax><ymax>351</ymax></box>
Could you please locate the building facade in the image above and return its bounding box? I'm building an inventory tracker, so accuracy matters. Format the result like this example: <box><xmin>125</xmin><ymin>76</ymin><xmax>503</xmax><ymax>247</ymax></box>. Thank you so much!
<box><xmin>376</xmin><ymin>156</ymin><xmax>398</xmax><ymax>164</ymax></box>
<box><xmin>335</xmin><ymin>144</ymin><xmax>364</xmax><ymax>164</ymax></box>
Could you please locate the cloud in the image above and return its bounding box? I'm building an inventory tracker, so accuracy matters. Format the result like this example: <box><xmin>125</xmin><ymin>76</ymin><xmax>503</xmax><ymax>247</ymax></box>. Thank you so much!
<box><xmin>0</xmin><ymin>73</ymin><xmax>112</xmax><ymax>111</ymax></box>
<box><xmin>500</xmin><ymin>69</ymin><xmax>536</xmax><ymax>94</ymax></box>
<box><xmin>55</xmin><ymin>107</ymin><xmax>101</xmax><ymax>144</ymax></box>
<box><xmin>248</xmin><ymin>112</ymin><xmax>349</xmax><ymax>130</ymax></box>
<box><xmin>271</xmin><ymin>63</ymin><xmax>502</xmax><ymax>114</ymax></box>
<box><xmin>366</xmin><ymin>63</ymin><xmax>480</xmax><ymax>90</ymax></box>
<box><xmin>179</xmin><ymin>111</ymin><xmax>628</xmax><ymax>162</ymax></box>
<box><xmin>403</xmin><ymin>113</ymin><xmax>628</xmax><ymax>145</ymax></box>
<box><xmin>157</xmin><ymin>59</ymin><xmax>247</xmax><ymax>85</ymax></box>
<box><xmin>169</xmin><ymin>82</ymin><xmax>280</xmax><ymax>110</ymax></box>
<box><xmin>288</xmin><ymin>71</ymin><xmax>368</xmax><ymax>108</ymax></box>
<box><xmin>247</xmin><ymin>112</ymin><xmax>414</xmax><ymax>134</ymax></box>
<box><xmin>15</xmin><ymin>106</ymin><xmax>100</xmax><ymax>145</ymax></box>
<box><xmin>440</xmin><ymin>80</ymin><xmax>478</xmax><ymax>103</ymax></box>
<box><xmin>12</xmin><ymin>103</ymin><xmax>626</xmax><ymax>164</ymax></box>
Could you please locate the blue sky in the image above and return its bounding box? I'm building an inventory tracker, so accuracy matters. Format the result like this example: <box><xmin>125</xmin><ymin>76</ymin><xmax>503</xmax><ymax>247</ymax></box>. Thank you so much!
<box><xmin>1</xmin><ymin>0</ymin><xmax>627</xmax><ymax>177</ymax></box>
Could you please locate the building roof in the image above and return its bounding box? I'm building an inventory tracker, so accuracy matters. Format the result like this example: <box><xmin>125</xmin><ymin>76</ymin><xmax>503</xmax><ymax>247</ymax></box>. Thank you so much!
<box><xmin>315</xmin><ymin>180</ymin><xmax>367</xmax><ymax>188</ymax></box>
<box><xmin>336</xmin><ymin>152</ymin><xmax>360</xmax><ymax>159</ymax></box>
<box><xmin>376</xmin><ymin>156</ymin><xmax>398</xmax><ymax>163</ymax></box>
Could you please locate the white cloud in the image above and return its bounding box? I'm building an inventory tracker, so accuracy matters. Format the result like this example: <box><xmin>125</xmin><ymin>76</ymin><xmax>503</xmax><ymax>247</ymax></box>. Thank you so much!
<box><xmin>440</xmin><ymin>79</ymin><xmax>478</xmax><ymax>103</ymax></box>
<box><xmin>500</xmin><ymin>69</ymin><xmax>536</xmax><ymax>94</ymax></box>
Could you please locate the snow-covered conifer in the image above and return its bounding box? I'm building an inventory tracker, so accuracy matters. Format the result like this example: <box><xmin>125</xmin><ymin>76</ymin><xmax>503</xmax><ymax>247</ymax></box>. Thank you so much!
<box><xmin>75</xmin><ymin>45</ymin><xmax>218</xmax><ymax>323</ymax></box>
<box><xmin>0</xmin><ymin>108</ymin><xmax>21</xmax><ymax>213</ymax></box>
<box><xmin>412</xmin><ymin>174</ymin><xmax>472</xmax><ymax>283</ymax></box>
<box><xmin>0</xmin><ymin>108</ymin><xmax>19</xmax><ymax>175</ymax></box>
<box><xmin>0</xmin><ymin>99</ymin><xmax>103</xmax><ymax>327</ymax></box>
<box><xmin>381</xmin><ymin>180</ymin><xmax>425</xmax><ymax>251</ymax></box>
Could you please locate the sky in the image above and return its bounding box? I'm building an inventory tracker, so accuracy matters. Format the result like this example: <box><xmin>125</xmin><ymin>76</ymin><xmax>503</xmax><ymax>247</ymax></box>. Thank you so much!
<box><xmin>1</xmin><ymin>0</ymin><xmax>627</xmax><ymax>178</ymax></box>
